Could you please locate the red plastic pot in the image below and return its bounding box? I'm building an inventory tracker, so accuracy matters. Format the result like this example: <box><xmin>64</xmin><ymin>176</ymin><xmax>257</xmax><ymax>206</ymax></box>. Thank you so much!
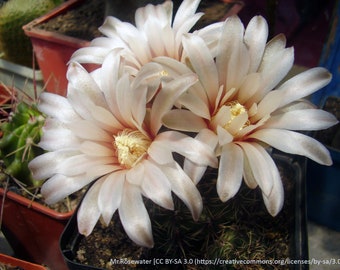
<box><xmin>22</xmin><ymin>0</ymin><xmax>92</xmax><ymax>96</ymax></box>
<box><xmin>0</xmin><ymin>188</ymin><xmax>73</xmax><ymax>270</ymax></box>
<box><xmin>0</xmin><ymin>253</ymin><xmax>46</xmax><ymax>270</ymax></box>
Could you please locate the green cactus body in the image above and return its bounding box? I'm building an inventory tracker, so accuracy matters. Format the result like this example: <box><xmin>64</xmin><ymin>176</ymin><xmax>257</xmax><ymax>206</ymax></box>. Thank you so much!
<box><xmin>0</xmin><ymin>101</ymin><xmax>45</xmax><ymax>188</ymax></box>
<box><xmin>0</xmin><ymin>0</ymin><xmax>62</xmax><ymax>67</ymax></box>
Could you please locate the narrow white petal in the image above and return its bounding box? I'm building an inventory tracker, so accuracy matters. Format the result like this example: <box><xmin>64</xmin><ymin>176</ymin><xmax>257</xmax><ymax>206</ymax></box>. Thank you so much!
<box><xmin>278</xmin><ymin>67</ymin><xmax>332</xmax><ymax>107</ymax></box>
<box><xmin>38</xmin><ymin>92</ymin><xmax>79</xmax><ymax>123</ymax></box>
<box><xmin>69</xmin><ymin>120</ymin><xmax>112</xmax><ymax>142</ymax></box>
<box><xmin>244</xmin><ymin>16</ymin><xmax>268</xmax><ymax>73</ymax></box>
<box><xmin>161</xmin><ymin>162</ymin><xmax>203</xmax><ymax>221</ymax></box>
<box><xmin>151</xmin><ymin>73</ymin><xmax>198</xmax><ymax>134</ymax></box>
<box><xmin>216</xmin><ymin>126</ymin><xmax>233</xmax><ymax>146</ymax></box>
<box><xmin>41</xmin><ymin>173</ymin><xmax>94</xmax><ymax>204</ymax></box>
<box><xmin>162</xmin><ymin>109</ymin><xmax>208</xmax><ymax>132</ymax></box>
<box><xmin>118</xmin><ymin>182</ymin><xmax>154</xmax><ymax>248</ymax></box>
<box><xmin>98</xmin><ymin>171</ymin><xmax>125</xmax><ymax>225</ymax></box>
<box><xmin>217</xmin><ymin>143</ymin><xmax>244</xmax><ymax>201</ymax></box>
<box><xmin>147</xmin><ymin>141</ymin><xmax>174</xmax><ymax>165</ymax></box>
<box><xmin>29</xmin><ymin>150</ymin><xmax>78</xmax><ymax>180</ymax></box>
<box><xmin>237</xmin><ymin>142</ymin><xmax>273</xmax><ymax>196</ymax></box>
<box><xmin>77</xmin><ymin>178</ymin><xmax>104</xmax><ymax>236</ymax></box>
<box><xmin>249</xmin><ymin>129</ymin><xmax>333</xmax><ymax>165</ymax></box>
<box><xmin>253</xmin><ymin>145</ymin><xmax>284</xmax><ymax>216</ymax></box>
<box><xmin>80</xmin><ymin>141</ymin><xmax>115</xmax><ymax>157</ymax></box>
<box><xmin>142</xmin><ymin>160</ymin><xmax>174</xmax><ymax>210</ymax></box>
<box><xmin>265</xmin><ymin>109</ymin><xmax>338</xmax><ymax>130</ymax></box>
<box><xmin>155</xmin><ymin>131</ymin><xmax>218</xmax><ymax>167</ymax></box>
<box><xmin>71</xmin><ymin>46</ymin><xmax>110</xmax><ymax>64</ymax></box>
<box><xmin>183</xmin><ymin>128</ymin><xmax>218</xmax><ymax>184</ymax></box>
<box><xmin>182</xmin><ymin>34</ymin><xmax>219</xmax><ymax>104</ymax></box>
<box><xmin>173</xmin><ymin>0</ymin><xmax>200</xmax><ymax>31</ymax></box>
<box><xmin>39</xmin><ymin>119</ymin><xmax>80</xmax><ymax>151</ymax></box>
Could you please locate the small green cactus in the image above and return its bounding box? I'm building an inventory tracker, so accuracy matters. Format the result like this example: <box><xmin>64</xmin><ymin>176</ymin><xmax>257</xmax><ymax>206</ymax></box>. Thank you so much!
<box><xmin>0</xmin><ymin>0</ymin><xmax>62</xmax><ymax>67</ymax></box>
<box><xmin>0</xmin><ymin>97</ymin><xmax>45</xmax><ymax>188</ymax></box>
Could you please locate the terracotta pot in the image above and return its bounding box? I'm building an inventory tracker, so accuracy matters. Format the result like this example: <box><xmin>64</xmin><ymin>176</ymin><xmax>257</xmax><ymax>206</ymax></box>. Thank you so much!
<box><xmin>22</xmin><ymin>0</ymin><xmax>94</xmax><ymax>96</ymax></box>
<box><xmin>0</xmin><ymin>253</ymin><xmax>46</xmax><ymax>270</ymax></box>
<box><xmin>0</xmin><ymin>188</ymin><xmax>73</xmax><ymax>270</ymax></box>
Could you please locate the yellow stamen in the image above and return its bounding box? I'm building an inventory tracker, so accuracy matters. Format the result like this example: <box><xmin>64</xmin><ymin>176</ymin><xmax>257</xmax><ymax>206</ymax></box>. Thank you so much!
<box><xmin>114</xmin><ymin>129</ymin><xmax>151</xmax><ymax>169</ymax></box>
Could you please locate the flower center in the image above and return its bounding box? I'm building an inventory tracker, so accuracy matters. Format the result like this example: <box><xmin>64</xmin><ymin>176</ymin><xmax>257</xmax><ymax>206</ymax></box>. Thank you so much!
<box><xmin>114</xmin><ymin>129</ymin><xmax>151</xmax><ymax>169</ymax></box>
<box><xmin>223</xmin><ymin>101</ymin><xmax>250</xmax><ymax>129</ymax></box>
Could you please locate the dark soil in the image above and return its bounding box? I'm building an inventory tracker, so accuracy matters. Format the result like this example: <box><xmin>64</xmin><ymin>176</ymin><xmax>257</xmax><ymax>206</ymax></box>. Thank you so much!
<box><xmin>36</xmin><ymin>0</ymin><xmax>241</xmax><ymax>41</ymax></box>
<box><xmin>73</xmin><ymin>155</ymin><xmax>302</xmax><ymax>270</ymax></box>
<box><xmin>37</xmin><ymin>0</ymin><xmax>105</xmax><ymax>41</ymax></box>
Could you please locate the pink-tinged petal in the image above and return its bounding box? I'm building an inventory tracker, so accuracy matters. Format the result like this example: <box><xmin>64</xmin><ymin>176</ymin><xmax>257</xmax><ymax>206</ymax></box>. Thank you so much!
<box><xmin>135</xmin><ymin>1</ymin><xmax>172</xmax><ymax>31</ymax></box>
<box><xmin>147</xmin><ymin>141</ymin><xmax>174</xmax><ymax>165</ymax></box>
<box><xmin>182</xmin><ymin>35</ymin><xmax>219</xmax><ymax>104</ymax></box>
<box><xmin>217</xmin><ymin>143</ymin><xmax>244</xmax><ymax>201</ymax></box>
<box><xmin>211</xmin><ymin>105</ymin><xmax>231</xmax><ymax>130</ymax></box>
<box><xmin>98</xmin><ymin>171</ymin><xmax>125</xmax><ymax>225</ymax></box>
<box><xmin>237</xmin><ymin>73</ymin><xmax>262</xmax><ymax>104</ymax></box>
<box><xmin>256</xmin><ymin>47</ymin><xmax>294</xmax><ymax>100</ymax></box>
<box><xmin>85</xmin><ymin>164</ymin><xmax>121</xmax><ymax>179</ymax></box>
<box><xmin>249</xmin><ymin>129</ymin><xmax>333</xmax><ymax>165</ymax></box>
<box><xmin>39</xmin><ymin>119</ymin><xmax>80</xmax><ymax>151</ymax></box>
<box><xmin>184</xmin><ymin>129</ymin><xmax>218</xmax><ymax>184</ymax></box>
<box><xmin>242</xmin><ymin>150</ymin><xmax>258</xmax><ymax>189</ymax></box>
<box><xmin>244</xmin><ymin>16</ymin><xmax>268</xmax><ymax>73</ymax></box>
<box><xmin>91</xmin><ymin>105</ymin><xmax>124</xmax><ymax>132</ymax></box>
<box><xmin>41</xmin><ymin>173</ymin><xmax>94</xmax><ymax>204</ymax></box>
<box><xmin>228</xmin><ymin>112</ymin><xmax>249</xmax><ymax>135</ymax></box>
<box><xmin>260</xmin><ymin>34</ymin><xmax>287</xmax><ymax>65</ymax></box>
<box><xmin>217</xmin><ymin>16</ymin><xmax>249</xmax><ymax>90</ymax></box>
<box><xmin>132</xmin><ymin>62</ymin><xmax>163</xmax><ymax>102</ymax></box>
<box><xmin>179</xmin><ymin>89</ymin><xmax>211</xmax><ymax>119</ymax></box>
<box><xmin>173</xmin><ymin>0</ymin><xmax>200</xmax><ymax>31</ymax></box>
<box><xmin>216</xmin><ymin>126</ymin><xmax>233</xmax><ymax>146</ymax></box>
<box><xmin>250</xmin><ymin>90</ymin><xmax>284</xmax><ymax>123</ymax></box>
<box><xmin>142</xmin><ymin>160</ymin><xmax>174</xmax><ymax>210</ymax></box>
<box><xmin>252</xmin><ymin>144</ymin><xmax>284</xmax><ymax>216</ymax></box>
<box><xmin>154</xmin><ymin>56</ymin><xmax>210</xmax><ymax>108</ymax></box>
<box><xmin>273</xmin><ymin>99</ymin><xmax>316</xmax><ymax>115</ymax></box>
<box><xmin>80</xmin><ymin>141</ymin><xmax>114</xmax><ymax>156</ymax></box>
<box><xmin>71</xmin><ymin>46</ymin><xmax>110</xmax><ymax>64</ymax></box>
<box><xmin>29</xmin><ymin>150</ymin><xmax>78</xmax><ymax>180</ymax></box>
<box><xmin>237</xmin><ymin>142</ymin><xmax>273</xmax><ymax>197</ymax></box>
<box><xmin>151</xmin><ymin>73</ymin><xmax>198</xmax><ymax>134</ymax></box>
<box><xmin>69</xmin><ymin>120</ymin><xmax>112</xmax><ymax>142</ymax></box>
<box><xmin>278</xmin><ymin>67</ymin><xmax>332</xmax><ymax>108</ymax></box>
<box><xmin>57</xmin><ymin>154</ymin><xmax>114</xmax><ymax>177</ymax></box>
<box><xmin>126</xmin><ymin>162</ymin><xmax>144</xmax><ymax>186</ymax></box>
<box><xmin>67</xmin><ymin>62</ymin><xmax>106</xmax><ymax>108</ymax></box>
<box><xmin>265</xmin><ymin>109</ymin><xmax>338</xmax><ymax>130</ymax></box>
<box><xmin>196</xmin><ymin>21</ymin><xmax>224</xmax><ymax>57</ymax></box>
<box><xmin>161</xmin><ymin>162</ymin><xmax>203</xmax><ymax>221</ymax></box>
<box><xmin>38</xmin><ymin>92</ymin><xmax>79</xmax><ymax>123</ymax></box>
<box><xmin>162</xmin><ymin>109</ymin><xmax>208</xmax><ymax>132</ymax></box>
<box><xmin>118</xmin><ymin>182</ymin><xmax>154</xmax><ymax>248</ymax></box>
<box><xmin>155</xmin><ymin>131</ymin><xmax>218</xmax><ymax>167</ymax></box>
<box><xmin>77</xmin><ymin>178</ymin><xmax>104</xmax><ymax>236</ymax></box>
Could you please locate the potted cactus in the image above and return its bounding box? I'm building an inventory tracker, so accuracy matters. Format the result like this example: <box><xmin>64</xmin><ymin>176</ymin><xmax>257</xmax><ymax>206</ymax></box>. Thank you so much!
<box><xmin>0</xmin><ymin>0</ymin><xmax>62</xmax><ymax>96</ymax></box>
<box><xmin>0</xmin><ymin>85</ymin><xmax>76</xmax><ymax>270</ymax></box>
